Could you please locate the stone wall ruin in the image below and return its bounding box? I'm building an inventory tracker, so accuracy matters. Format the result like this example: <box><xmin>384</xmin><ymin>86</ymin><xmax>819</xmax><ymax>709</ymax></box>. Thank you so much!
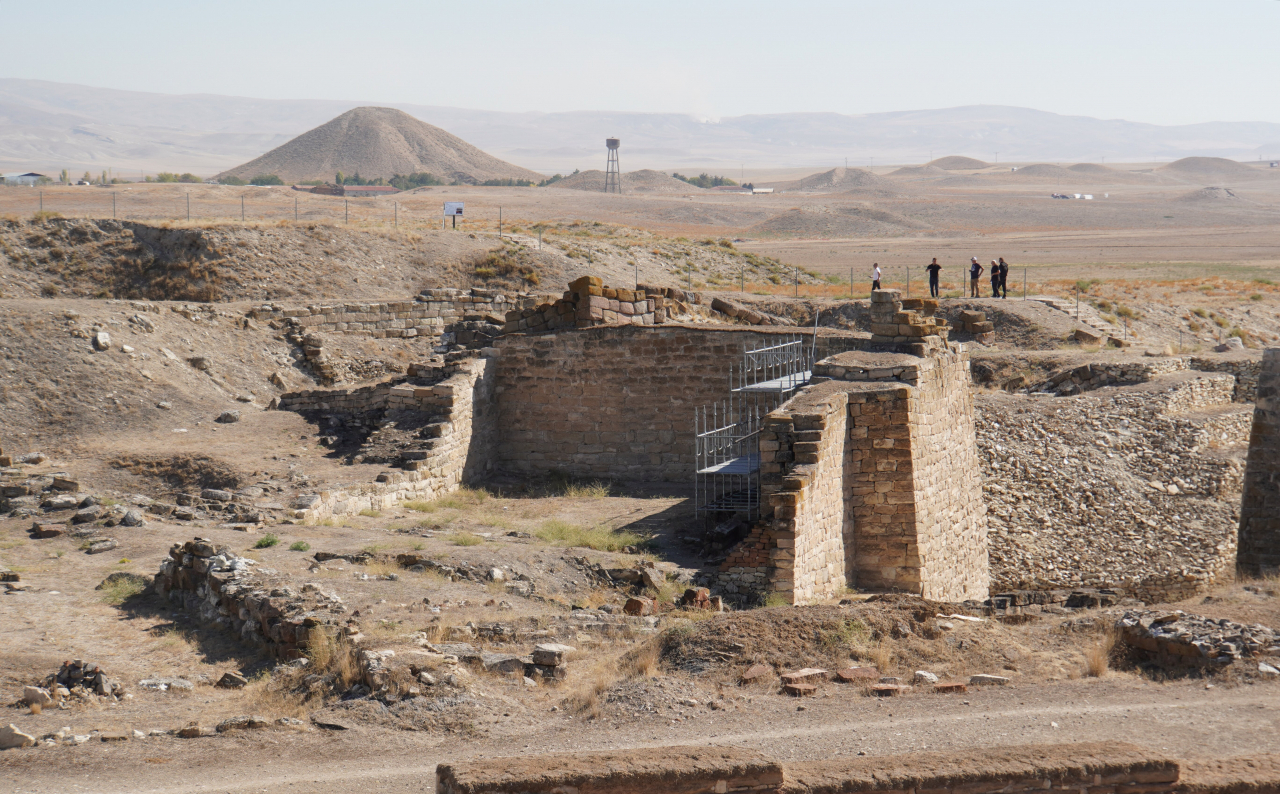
<box><xmin>1239</xmin><ymin>348</ymin><xmax>1280</xmax><ymax>575</ymax></box>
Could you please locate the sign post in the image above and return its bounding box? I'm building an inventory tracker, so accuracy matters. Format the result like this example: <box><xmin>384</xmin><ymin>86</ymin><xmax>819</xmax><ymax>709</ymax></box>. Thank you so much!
<box><xmin>444</xmin><ymin>202</ymin><xmax>464</xmax><ymax>230</ymax></box>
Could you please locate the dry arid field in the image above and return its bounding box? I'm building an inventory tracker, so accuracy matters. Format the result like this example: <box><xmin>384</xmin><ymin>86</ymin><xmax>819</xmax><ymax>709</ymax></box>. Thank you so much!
<box><xmin>1</xmin><ymin>156</ymin><xmax>1280</xmax><ymax>793</ymax></box>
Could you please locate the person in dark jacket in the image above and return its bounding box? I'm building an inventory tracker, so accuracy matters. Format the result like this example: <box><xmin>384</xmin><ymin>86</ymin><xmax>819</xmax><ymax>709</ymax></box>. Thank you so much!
<box><xmin>998</xmin><ymin>257</ymin><xmax>1010</xmax><ymax>298</ymax></box>
<box><xmin>990</xmin><ymin>258</ymin><xmax>1001</xmax><ymax>297</ymax></box>
<box><xmin>926</xmin><ymin>258</ymin><xmax>942</xmax><ymax>298</ymax></box>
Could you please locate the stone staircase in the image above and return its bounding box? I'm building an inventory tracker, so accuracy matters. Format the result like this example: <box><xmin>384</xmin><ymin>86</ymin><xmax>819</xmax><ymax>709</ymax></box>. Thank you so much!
<box><xmin>1029</xmin><ymin>295</ymin><xmax>1117</xmax><ymax>337</ymax></box>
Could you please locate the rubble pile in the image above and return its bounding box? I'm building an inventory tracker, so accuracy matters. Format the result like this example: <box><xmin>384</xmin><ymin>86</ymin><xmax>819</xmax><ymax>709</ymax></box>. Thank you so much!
<box><xmin>1117</xmin><ymin>610</ymin><xmax>1280</xmax><ymax>668</ymax></box>
<box><xmin>155</xmin><ymin>537</ymin><xmax>347</xmax><ymax>660</ymax></box>
<box><xmin>977</xmin><ymin>376</ymin><xmax>1249</xmax><ymax>601</ymax></box>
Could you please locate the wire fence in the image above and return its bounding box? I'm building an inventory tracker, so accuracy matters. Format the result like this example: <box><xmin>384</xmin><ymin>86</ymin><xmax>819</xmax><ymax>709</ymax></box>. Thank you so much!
<box><xmin>3</xmin><ymin>185</ymin><xmax>527</xmax><ymax>232</ymax></box>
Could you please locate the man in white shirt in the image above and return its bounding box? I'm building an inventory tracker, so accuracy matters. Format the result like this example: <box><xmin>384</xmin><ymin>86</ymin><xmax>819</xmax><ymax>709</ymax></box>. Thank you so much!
<box><xmin>871</xmin><ymin>263</ymin><xmax>882</xmax><ymax>291</ymax></box>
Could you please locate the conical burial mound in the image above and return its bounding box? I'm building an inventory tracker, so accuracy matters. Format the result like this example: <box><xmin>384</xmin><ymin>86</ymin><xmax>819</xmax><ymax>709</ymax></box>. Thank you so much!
<box><xmin>216</xmin><ymin>106</ymin><xmax>544</xmax><ymax>185</ymax></box>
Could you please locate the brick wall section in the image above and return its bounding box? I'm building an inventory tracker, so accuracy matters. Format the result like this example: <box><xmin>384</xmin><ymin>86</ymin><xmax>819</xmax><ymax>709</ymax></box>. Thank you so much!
<box><xmin>1239</xmin><ymin>348</ymin><xmax>1280</xmax><ymax>575</ymax></box>
<box><xmin>277</xmin><ymin>356</ymin><xmax>496</xmax><ymax>522</ymax></box>
<box><xmin>761</xmin><ymin>386</ymin><xmax>855</xmax><ymax>602</ymax></box>
<box><xmin>491</xmin><ymin>325</ymin><xmax>870</xmax><ymax>481</ymax></box>
<box><xmin>1191</xmin><ymin>356</ymin><xmax>1262</xmax><ymax>403</ymax></box>
<box><xmin>247</xmin><ymin>288</ymin><xmax>535</xmax><ymax>341</ymax></box>
<box><xmin>437</xmin><ymin>742</ymin><xmax>1179</xmax><ymax>794</ymax></box>
<box><xmin>1038</xmin><ymin>356</ymin><xmax>1260</xmax><ymax>401</ymax></box>
<box><xmin>738</xmin><ymin>342</ymin><xmax>988</xmax><ymax>605</ymax></box>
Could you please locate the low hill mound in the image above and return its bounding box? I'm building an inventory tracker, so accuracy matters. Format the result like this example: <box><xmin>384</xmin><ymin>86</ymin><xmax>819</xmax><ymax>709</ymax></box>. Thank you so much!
<box><xmin>216</xmin><ymin>106</ymin><xmax>544</xmax><ymax>185</ymax></box>
<box><xmin>549</xmin><ymin>169</ymin><xmax>699</xmax><ymax>193</ymax></box>
<box><xmin>748</xmin><ymin>204</ymin><xmax>925</xmax><ymax>237</ymax></box>
<box><xmin>888</xmin><ymin>165</ymin><xmax>949</xmax><ymax>178</ymax></box>
<box><xmin>926</xmin><ymin>156</ymin><xmax>989</xmax><ymax>170</ymax></box>
<box><xmin>1175</xmin><ymin>186</ymin><xmax>1248</xmax><ymax>203</ymax></box>
<box><xmin>1068</xmin><ymin>163</ymin><xmax>1115</xmax><ymax>173</ymax></box>
<box><xmin>1009</xmin><ymin>164</ymin><xmax>1073</xmax><ymax>180</ymax></box>
<box><xmin>1160</xmin><ymin>157</ymin><xmax>1257</xmax><ymax>181</ymax></box>
<box><xmin>766</xmin><ymin>167</ymin><xmax>895</xmax><ymax>193</ymax></box>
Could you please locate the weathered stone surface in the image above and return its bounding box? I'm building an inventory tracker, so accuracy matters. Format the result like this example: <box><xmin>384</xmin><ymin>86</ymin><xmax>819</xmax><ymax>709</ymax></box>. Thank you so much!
<box><xmin>531</xmin><ymin>643</ymin><xmax>574</xmax><ymax>667</ymax></box>
<box><xmin>969</xmin><ymin>674</ymin><xmax>1010</xmax><ymax>686</ymax></box>
<box><xmin>215</xmin><ymin>410</ymin><xmax>241</xmax><ymax>424</ymax></box>
<box><xmin>216</xmin><ymin>671</ymin><xmax>248</xmax><ymax>688</ymax></box>
<box><xmin>0</xmin><ymin>723</ymin><xmax>35</xmax><ymax>749</ymax></box>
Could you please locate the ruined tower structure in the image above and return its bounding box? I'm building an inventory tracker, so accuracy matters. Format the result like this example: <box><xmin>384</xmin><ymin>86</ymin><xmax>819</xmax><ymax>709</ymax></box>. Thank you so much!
<box><xmin>1239</xmin><ymin>347</ymin><xmax>1280</xmax><ymax>575</ymax></box>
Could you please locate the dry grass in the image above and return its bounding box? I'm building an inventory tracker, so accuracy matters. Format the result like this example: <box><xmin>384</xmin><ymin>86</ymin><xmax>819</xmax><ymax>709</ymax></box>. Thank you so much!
<box><xmin>1083</xmin><ymin>629</ymin><xmax>1118</xmax><ymax>678</ymax></box>
<box><xmin>98</xmin><ymin>576</ymin><xmax>148</xmax><ymax>605</ymax></box>
<box><xmin>447</xmin><ymin>532</ymin><xmax>484</xmax><ymax>546</ymax></box>
<box><xmin>535</xmin><ymin>519</ymin><xmax>642</xmax><ymax>552</ymax></box>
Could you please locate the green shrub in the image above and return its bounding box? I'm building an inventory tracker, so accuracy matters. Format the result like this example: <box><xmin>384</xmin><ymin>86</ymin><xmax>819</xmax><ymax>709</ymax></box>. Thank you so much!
<box><xmin>1192</xmin><ymin>307</ymin><xmax>1209</xmax><ymax>318</ymax></box>
<box><xmin>389</xmin><ymin>172</ymin><xmax>443</xmax><ymax>189</ymax></box>
<box><xmin>220</xmin><ymin>176</ymin><xmax>247</xmax><ymax>186</ymax></box>
<box><xmin>254</xmin><ymin>533</ymin><xmax>280</xmax><ymax>549</ymax></box>
<box><xmin>250</xmin><ymin>174</ymin><xmax>284</xmax><ymax>186</ymax></box>
<box><xmin>288</xmin><ymin>541</ymin><xmax>310</xmax><ymax>552</ymax></box>
<box><xmin>447</xmin><ymin>532</ymin><xmax>484</xmax><ymax>546</ymax></box>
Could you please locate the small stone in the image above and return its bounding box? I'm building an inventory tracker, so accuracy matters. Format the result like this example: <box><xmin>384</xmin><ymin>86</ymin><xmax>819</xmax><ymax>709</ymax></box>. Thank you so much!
<box><xmin>121</xmin><ymin>509</ymin><xmax>145</xmax><ymax>527</ymax></box>
<box><xmin>215</xmin><ymin>410</ymin><xmax>240</xmax><ymax>424</ymax></box>
<box><xmin>99</xmin><ymin>731</ymin><xmax>130</xmax><ymax>742</ymax></box>
<box><xmin>156</xmin><ymin>402</ymin><xmax>172</xmax><ymax>410</ymax></box>
<box><xmin>969</xmin><ymin>674</ymin><xmax>1010</xmax><ymax>686</ymax></box>
<box><xmin>132</xmin><ymin>730</ymin><xmax>146</xmax><ymax>740</ymax></box>
<box><xmin>216</xmin><ymin>672</ymin><xmax>248</xmax><ymax>689</ymax></box>
<box><xmin>86</xmin><ymin>539</ymin><xmax>118</xmax><ymax>555</ymax></box>
<box><xmin>487</xmin><ymin>567</ymin><xmax>504</xmax><ymax>582</ymax></box>
<box><xmin>0</xmin><ymin>723</ymin><xmax>35</xmax><ymax>749</ymax></box>
<box><xmin>93</xmin><ymin>331</ymin><xmax>111</xmax><ymax>351</ymax></box>
<box><xmin>22</xmin><ymin>687</ymin><xmax>52</xmax><ymax>707</ymax></box>
<box><xmin>913</xmin><ymin>671</ymin><xmax>939</xmax><ymax>685</ymax></box>
<box><xmin>121</xmin><ymin>345</ymin><xmax>135</xmax><ymax>354</ymax></box>
<box><xmin>17</xmin><ymin>452</ymin><xmax>48</xmax><ymax>465</ymax></box>
<box><xmin>623</xmin><ymin>596</ymin><xmax>654</xmax><ymax>616</ymax></box>
<box><xmin>1259</xmin><ymin>662</ymin><xmax>1279</xmax><ymax>678</ymax></box>
<box><xmin>176</xmin><ymin>723</ymin><xmax>203</xmax><ymax>738</ymax></box>
<box><xmin>72</xmin><ymin>506</ymin><xmax>103</xmax><ymax>524</ymax></box>
<box><xmin>531</xmin><ymin>643</ymin><xmax>575</xmax><ymax>667</ymax></box>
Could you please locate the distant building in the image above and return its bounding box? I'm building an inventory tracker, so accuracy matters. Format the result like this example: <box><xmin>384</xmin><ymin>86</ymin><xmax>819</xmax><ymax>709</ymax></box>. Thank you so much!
<box><xmin>3</xmin><ymin>172</ymin><xmax>44</xmax><ymax>186</ymax></box>
<box><xmin>1271</xmin><ymin>161</ymin><xmax>1278</xmax><ymax>168</ymax></box>
<box><xmin>340</xmin><ymin>185</ymin><xmax>400</xmax><ymax>198</ymax></box>
<box><xmin>751</xmin><ymin>187</ymin><xmax>774</xmax><ymax>194</ymax></box>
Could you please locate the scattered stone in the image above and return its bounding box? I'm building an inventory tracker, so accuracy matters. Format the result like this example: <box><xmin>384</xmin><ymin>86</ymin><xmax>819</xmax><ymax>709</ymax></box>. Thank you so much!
<box><xmin>50</xmin><ymin>477</ymin><xmax>80</xmax><ymax>493</ymax></box>
<box><xmin>22</xmin><ymin>687</ymin><xmax>52</xmax><ymax>707</ymax></box>
<box><xmin>740</xmin><ymin>663</ymin><xmax>771</xmax><ymax>683</ymax></box>
<box><xmin>132</xmin><ymin>730</ymin><xmax>146</xmax><ymax>740</ymax></box>
<box><xmin>780</xmin><ymin>668</ymin><xmax>828</xmax><ymax>685</ymax></box>
<box><xmin>215</xmin><ymin>715</ymin><xmax>268</xmax><ymax>732</ymax></box>
<box><xmin>216</xmin><ymin>672</ymin><xmax>248</xmax><ymax>689</ymax></box>
<box><xmin>934</xmin><ymin>681</ymin><xmax>969</xmax><ymax>694</ymax></box>
<box><xmin>120</xmin><ymin>509</ymin><xmax>146</xmax><ymax>527</ymax></box>
<box><xmin>531</xmin><ymin>643</ymin><xmax>575</xmax><ymax>666</ymax></box>
<box><xmin>176</xmin><ymin>723</ymin><xmax>204</xmax><ymax>738</ymax></box>
<box><xmin>487</xmin><ymin>567</ymin><xmax>504</xmax><ymax>582</ymax></box>
<box><xmin>913</xmin><ymin>671</ymin><xmax>940</xmax><ymax>685</ymax></box>
<box><xmin>156</xmin><ymin>401</ymin><xmax>172</xmax><ymax>410</ymax></box>
<box><xmin>92</xmin><ymin>331</ymin><xmax>111</xmax><ymax>351</ymax></box>
<box><xmin>871</xmin><ymin>684</ymin><xmax>908</xmax><ymax>696</ymax></box>
<box><xmin>969</xmin><ymin>674</ymin><xmax>1010</xmax><ymax>686</ymax></box>
<box><xmin>623</xmin><ymin>596</ymin><xmax>654</xmax><ymax>616</ymax></box>
<box><xmin>72</xmin><ymin>505</ymin><xmax>103</xmax><ymax>524</ymax></box>
<box><xmin>31</xmin><ymin>523</ymin><xmax>66</xmax><ymax>539</ymax></box>
<box><xmin>310</xmin><ymin>718</ymin><xmax>348</xmax><ymax>731</ymax></box>
<box><xmin>188</xmin><ymin>356</ymin><xmax>210</xmax><ymax>371</ymax></box>
<box><xmin>783</xmin><ymin>683</ymin><xmax>817</xmax><ymax>697</ymax></box>
<box><xmin>86</xmin><ymin>539</ymin><xmax>118</xmax><ymax>555</ymax></box>
<box><xmin>835</xmin><ymin>667</ymin><xmax>879</xmax><ymax>682</ymax></box>
<box><xmin>99</xmin><ymin>731</ymin><xmax>130</xmax><ymax>742</ymax></box>
<box><xmin>0</xmin><ymin>723</ymin><xmax>36</xmax><ymax>749</ymax></box>
<box><xmin>1259</xmin><ymin>662</ymin><xmax>1279</xmax><ymax>678</ymax></box>
<box><xmin>215</xmin><ymin>410</ymin><xmax>241</xmax><ymax>424</ymax></box>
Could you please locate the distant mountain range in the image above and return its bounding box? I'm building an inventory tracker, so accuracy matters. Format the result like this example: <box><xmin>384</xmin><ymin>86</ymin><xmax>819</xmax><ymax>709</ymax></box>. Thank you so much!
<box><xmin>1</xmin><ymin>78</ymin><xmax>1278</xmax><ymax>176</ymax></box>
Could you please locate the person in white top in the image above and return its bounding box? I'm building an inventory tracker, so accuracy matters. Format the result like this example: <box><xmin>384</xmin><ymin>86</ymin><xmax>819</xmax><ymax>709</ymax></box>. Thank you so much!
<box><xmin>871</xmin><ymin>263</ymin><xmax>882</xmax><ymax>291</ymax></box>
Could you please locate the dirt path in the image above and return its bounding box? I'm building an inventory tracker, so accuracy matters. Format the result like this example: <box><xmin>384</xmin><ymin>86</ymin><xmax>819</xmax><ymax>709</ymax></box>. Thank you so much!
<box><xmin>5</xmin><ymin>679</ymin><xmax>1278</xmax><ymax>793</ymax></box>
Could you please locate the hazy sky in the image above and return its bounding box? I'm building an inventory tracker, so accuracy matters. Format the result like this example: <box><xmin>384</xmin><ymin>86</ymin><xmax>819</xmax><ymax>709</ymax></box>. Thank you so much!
<box><xmin>9</xmin><ymin>0</ymin><xmax>1280</xmax><ymax>125</ymax></box>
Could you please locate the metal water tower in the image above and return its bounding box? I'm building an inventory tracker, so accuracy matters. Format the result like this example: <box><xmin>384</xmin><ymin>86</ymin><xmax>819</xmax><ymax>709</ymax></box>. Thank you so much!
<box><xmin>604</xmin><ymin>137</ymin><xmax>621</xmax><ymax>193</ymax></box>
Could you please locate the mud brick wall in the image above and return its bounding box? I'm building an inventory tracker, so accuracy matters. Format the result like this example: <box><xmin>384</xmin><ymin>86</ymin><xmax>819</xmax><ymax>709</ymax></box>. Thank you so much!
<box><xmin>438</xmin><ymin>741</ymin><xmax>1179</xmax><ymax>794</ymax></box>
<box><xmin>279</xmin><ymin>357</ymin><xmax>498</xmax><ymax>522</ymax></box>
<box><xmin>1239</xmin><ymin>348</ymin><xmax>1280</xmax><ymax>575</ymax></box>
<box><xmin>490</xmin><ymin>326</ymin><xmax>868</xmax><ymax>481</ymax></box>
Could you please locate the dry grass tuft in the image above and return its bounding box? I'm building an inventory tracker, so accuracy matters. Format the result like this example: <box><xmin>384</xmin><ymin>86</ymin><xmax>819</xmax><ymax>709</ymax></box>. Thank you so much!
<box><xmin>535</xmin><ymin>519</ymin><xmax>642</xmax><ymax>552</ymax></box>
<box><xmin>1084</xmin><ymin>629</ymin><xmax>1118</xmax><ymax>678</ymax></box>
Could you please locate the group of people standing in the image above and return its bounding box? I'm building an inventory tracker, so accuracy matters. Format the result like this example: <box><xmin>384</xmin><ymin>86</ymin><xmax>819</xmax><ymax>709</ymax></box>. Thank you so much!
<box><xmin>870</xmin><ymin>258</ymin><xmax>1012</xmax><ymax>299</ymax></box>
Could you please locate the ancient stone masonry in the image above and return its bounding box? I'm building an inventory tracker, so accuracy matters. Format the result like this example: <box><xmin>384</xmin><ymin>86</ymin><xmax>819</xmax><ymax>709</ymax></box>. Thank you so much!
<box><xmin>1117</xmin><ymin>609</ymin><xmax>1280</xmax><ymax>669</ymax></box>
<box><xmin>722</xmin><ymin>290</ymin><xmax>988</xmax><ymax>605</ymax></box>
<box><xmin>277</xmin><ymin>355</ymin><xmax>497</xmax><ymax>522</ymax></box>
<box><xmin>500</xmin><ymin>277</ymin><xmax>790</xmax><ymax>336</ymax></box>
<box><xmin>956</xmin><ymin>309</ymin><xmax>996</xmax><ymax>345</ymax></box>
<box><xmin>491</xmin><ymin>326</ymin><xmax>864</xmax><ymax>482</ymax></box>
<box><xmin>1239</xmin><ymin>348</ymin><xmax>1280</xmax><ymax>575</ymax></box>
<box><xmin>1034</xmin><ymin>356</ymin><xmax>1259</xmax><ymax>400</ymax></box>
